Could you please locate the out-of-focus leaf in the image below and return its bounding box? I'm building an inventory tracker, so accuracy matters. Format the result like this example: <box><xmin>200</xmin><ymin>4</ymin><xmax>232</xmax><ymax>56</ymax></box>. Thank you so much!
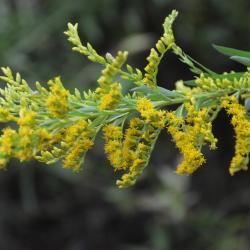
<box><xmin>213</xmin><ymin>44</ymin><xmax>250</xmax><ymax>58</ymax></box>
<box><xmin>230</xmin><ymin>56</ymin><xmax>250</xmax><ymax>66</ymax></box>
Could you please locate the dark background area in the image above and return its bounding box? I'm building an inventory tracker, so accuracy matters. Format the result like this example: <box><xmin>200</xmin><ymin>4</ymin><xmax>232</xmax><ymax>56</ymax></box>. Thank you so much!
<box><xmin>0</xmin><ymin>0</ymin><xmax>250</xmax><ymax>249</ymax></box>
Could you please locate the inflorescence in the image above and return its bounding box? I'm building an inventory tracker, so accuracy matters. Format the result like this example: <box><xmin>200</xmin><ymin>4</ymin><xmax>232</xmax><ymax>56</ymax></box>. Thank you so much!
<box><xmin>0</xmin><ymin>10</ymin><xmax>250</xmax><ymax>187</ymax></box>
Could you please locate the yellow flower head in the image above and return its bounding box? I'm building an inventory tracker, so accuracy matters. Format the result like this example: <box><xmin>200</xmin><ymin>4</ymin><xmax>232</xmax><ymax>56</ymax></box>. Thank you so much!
<box><xmin>121</xmin><ymin>118</ymin><xmax>144</xmax><ymax>166</ymax></box>
<box><xmin>166</xmin><ymin>103</ymin><xmax>217</xmax><ymax>175</ymax></box>
<box><xmin>96</xmin><ymin>51</ymin><xmax>127</xmax><ymax>110</ymax></box>
<box><xmin>116</xmin><ymin>121</ymin><xmax>160</xmax><ymax>188</ymax></box>
<box><xmin>222</xmin><ymin>96</ymin><xmax>250</xmax><ymax>175</ymax></box>
<box><xmin>46</xmin><ymin>77</ymin><xmax>69</xmax><ymax>117</ymax></box>
<box><xmin>63</xmin><ymin>119</ymin><xmax>89</xmax><ymax>145</ymax></box>
<box><xmin>116</xmin><ymin>158</ymin><xmax>146</xmax><ymax>188</ymax></box>
<box><xmin>18</xmin><ymin>108</ymin><xmax>36</xmax><ymax>126</ymax></box>
<box><xmin>0</xmin><ymin>107</ymin><xmax>16</xmax><ymax>122</ymax></box>
<box><xmin>103</xmin><ymin>124</ymin><xmax>125</xmax><ymax>170</ymax></box>
<box><xmin>103</xmin><ymin>124</ymin><xmax>123</xmax><ymax>140</ymax></box>
<box><xmin>0</xmin><ymin>127</ymin><xmax>17</xmax><ymax>156</ymax></box>
<box><xmin>136</xmin><ymin>97</ymin><xmax>166</xmax><ymax>128</ymax></box>
<box><xmin>63</xmin><ymin>137</ymin><xmax>94</xmax><ymax>172</ymax></box>
<box><xmin>99</xmin><ymin>83</ymin><xmax>122</xmax><ymax>110</ymax></box>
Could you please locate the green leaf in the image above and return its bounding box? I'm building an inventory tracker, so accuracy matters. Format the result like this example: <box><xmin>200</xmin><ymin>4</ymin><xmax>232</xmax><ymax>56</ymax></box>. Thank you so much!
<box><xmin>148</xmin><ymin>93</ymin><xmax>171</xmax><ymax>101</ymax></box>
<box><xmin>108</xmin><ymin>113</ymin><xmax>128</xmax><ymax>124</ymax></box>
<box><xmin>183</xmin><ymin>80</ymin><xmax>196</xmax><ymax>86</ymax></box>
<box><xmin>245</xmin><ymin>98</ymin><xmax>250</xmax><ymax>110</ymax></box>
<box><xmin>157</xmin><ymin>87</ymin><xmax>184</xmax><ymax>98</ymax></box>
<box><xmin>131</xmin><ymin>85</ymin><xmax>183</xmax><ymax>100</ymax></box>
<box><xmin>230</xmin><ymin>56</ymin><xmax>250</xmax><ymax>66</ymax></box>
<box><xmin>131</xmin><ymin>85</ymin><xmax>152</xmax><ymax>93</ymax></box>
<box><xmin>213</xmin><ymin>44</ymin><xmax>250</xmax><ymax>58</ymax></box>
<box><xmin>91</xmin><ymin>115</ymin><xmax>107</xmax><ymax>127</ymax></box>
<box><xmin>174</xmin><ymin>104</ymin><xmax>187</xmax><ymax>117</ymax></box>
<box><xmin>197</xmin><ymin>98</ymin><xmax>218</xmax><ymax>109</ymax></box>
<box><xmin>245</xmin><ymin>98</ymin><xmax>250</xmax><ymax>119</ymax></box>
<box><xmin>79</xmin><ymin>106</ymin><xmax>98</xmax><ymax>112</ymax></box>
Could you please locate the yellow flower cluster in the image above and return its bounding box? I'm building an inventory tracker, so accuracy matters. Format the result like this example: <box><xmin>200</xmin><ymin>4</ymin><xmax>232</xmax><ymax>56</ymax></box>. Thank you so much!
<box><xmin>103</xmin><ymin>124</ymin><xmax>124</xmax><ymax>170</ymax></box>
<box><xmin>103</xmin><ymin>118</ymin><xmax>160</xmax><ymax>188</ymax></box>
<box><xmin>103</xmin><ymin>120</ymin><xmax>143</xmax><ymax>173</ymax></box>
<box><xmin>62</xmin><ymin>119</ymin><xmax>95</xmax><ymax>171</ymax></box>
<box><xmin>0</xmin><ymin>106</ymin><xmax>52</xmax><ymax>168</ymax></box>
<box><xmin>18</xmin><ymin>107</ymin><xmax>36</xmax><ymax>126</ymax></box>
<box><xmin>166</xmin><ymin>104</ymin><xmax>217</xmax><ymax>175</ymax></box>
<box><xmin>222</xmin><ymin>96</ymin><xmax>250</xmax><ymax>175</ymax></box>
<box><xmin>136</xmin><ymin>97</ymin><xmax>166</xmax><ymax>128</ymax></box>
<box><xmin>116</xmin><ymin>124</ymin><xmax>157</xmax><ymax>188</ymax></box>
<box><xmin>37</xmin><ymin>119</ymin><xmax>95</xmax><ymax>172</ymax></box>
<box><xmin>143</xmin><ymin>10</ymin><xmax>177</xmax><ymax>88</ymax></box>
<box><xmin>46</xmin><ymin>77</ymin><xmax>69</xmax><ymax>117</ymax></box>
<box><xmin>0</xmin><ymin>107</ymin><xmax>16</xmax><ymax>122</ymax></box>
<box><xmin>99</xmin><ymin>83</ymin><xmax>122</xmax><ymax>110</ymax></box>
<box><xmin>0</xmin><ymin>128</ymin><xmax>17</xmax><ymax>168</ymax></box>
<box><xmin>0</xmin><ymin>67</ymin><xmax>97</xmax><ymax>172</ymax></box>
<box><xmin>116</xmin><ymin>148</ymin><xmax>149</xmax><ymax>188</ymax></box>
<box><xmin>16</xmin><ymin>108</ymin><xmax>37</xmax><ymax>161</ymax></box>
<box><xmin>122</xmin><ymin>118</ymin><xmax>144</xmax><ymax>164</ymax></box>
<box><xmin>96</xmin><ymin>51</ymin><xmax>128</xmax><ymax>110</ymax></box>
<box><xmin>35</xmin><ymin>131</ymin><xmax>65</xmax><ymax>165</ymax></box>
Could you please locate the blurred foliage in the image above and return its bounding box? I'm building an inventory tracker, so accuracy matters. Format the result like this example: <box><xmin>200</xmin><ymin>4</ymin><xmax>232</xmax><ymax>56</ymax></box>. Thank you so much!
<box><xmin>0</xmin><ymin>0</ymin><xmax>250</xmax><ymax>249</ymax></box>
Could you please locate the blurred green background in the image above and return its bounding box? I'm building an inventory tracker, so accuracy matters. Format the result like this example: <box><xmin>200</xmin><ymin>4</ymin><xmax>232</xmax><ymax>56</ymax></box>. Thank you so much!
<box><xmin>0</xmin><ymin>0</ymin><xmax>250</xmax><ymax>249</ymax></box>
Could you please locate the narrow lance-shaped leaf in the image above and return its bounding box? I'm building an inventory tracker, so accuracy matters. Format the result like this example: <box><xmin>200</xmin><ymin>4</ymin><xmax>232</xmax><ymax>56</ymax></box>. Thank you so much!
<box><xmin>213</xmin><ymin>44</ymin><xmax>250</xmax><ymax>58</ymax></box>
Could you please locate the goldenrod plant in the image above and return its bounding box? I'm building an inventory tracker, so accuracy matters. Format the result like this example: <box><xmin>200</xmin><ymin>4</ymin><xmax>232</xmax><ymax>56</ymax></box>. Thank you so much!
<box><xmin>0</xmin><ymin>10</ymin><xmax>250</xmax><ymax>188</ymax></box>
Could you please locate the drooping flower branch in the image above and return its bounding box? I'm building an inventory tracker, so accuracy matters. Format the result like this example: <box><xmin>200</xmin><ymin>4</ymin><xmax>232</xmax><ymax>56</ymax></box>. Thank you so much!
<box><xmin>0</xmin><ymin>10</ymin><xmax>250</xmax><ymax>187</ymax></box>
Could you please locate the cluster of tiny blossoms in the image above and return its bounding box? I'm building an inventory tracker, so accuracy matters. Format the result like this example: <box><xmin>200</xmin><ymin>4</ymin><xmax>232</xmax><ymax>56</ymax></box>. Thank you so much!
<box><xmin>0</xmin><ymin>10</ymin><xmax>250</xmax><ymax>188</ymax></box>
